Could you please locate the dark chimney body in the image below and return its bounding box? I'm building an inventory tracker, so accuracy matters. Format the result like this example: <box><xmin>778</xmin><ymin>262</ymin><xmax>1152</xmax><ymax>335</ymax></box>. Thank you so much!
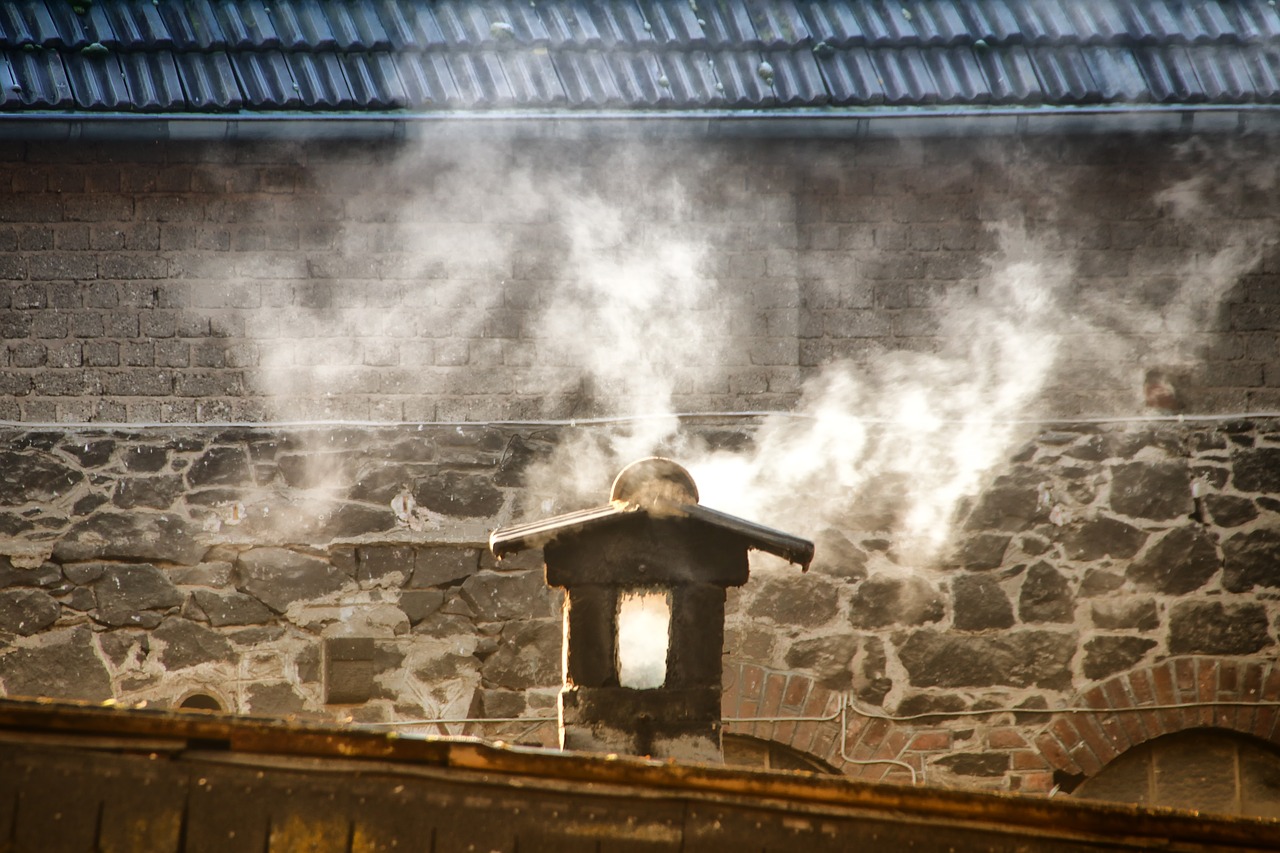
<box><xmin>490</xmin><ymin>458</ymin><xmax>813</xmax><ymax>762</ymax></box>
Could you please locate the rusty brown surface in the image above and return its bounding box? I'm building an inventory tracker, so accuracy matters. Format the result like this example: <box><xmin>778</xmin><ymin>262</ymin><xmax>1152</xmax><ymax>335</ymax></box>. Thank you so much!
<box><xmin>0</xmin><ymin>697</ymin><xmax>1276</xmax><ymax>852</ymax></box>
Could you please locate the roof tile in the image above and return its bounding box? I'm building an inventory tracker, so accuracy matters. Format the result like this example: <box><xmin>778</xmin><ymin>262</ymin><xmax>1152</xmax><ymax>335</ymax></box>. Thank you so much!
<box><xmin>498</xmin><ymin>50</ymin><xmax>566</xmax><ymax>106</ymax></box>
<box><xmin>119</xmin><ymin>52</ymin><xmax>187</xmax><ymax>111</ymax></box>
<box><xmin>636</xmin><ymin>0</ymin><xmax>709</xmax><ymax>47</ymax></box>
<box><xmin>800</xmin><ymin>0</ymin><xmax>869</xmax><ymax>48</ymax></box>
<box><xmin>1242</xmin><ymin>45</ymin><xmax>1280</xmax><ymax>99</ymax></box>
<box><xmin>853</xmin><ymin>0</ymin><xmax>921</xmax><ymax>46</ymax></box>
<box><xmin>0</xmin><ymin>4</ymin><xmax>60</xmax><ymax>50</ymax></box>
<box><xmin>1028</xmin><ymin>46</ymin><xmax>1102</xmax><ymax>103</ymax></box>
<box><xmin>699</xmin><ymin>0</ymin><xmax>763</xmax><ymax>48</ymax></box>
<box><xmin>157</xmin><ymin>0</ymin><xmax>228</xmax><ymax>51</ymax></box>
<box><xmin>229</xmin><ymin>50</ymin><xmax>301</xmax><ymax>108</ymax></box>
<box><xmin>1063</xmin><ymin>1</ymin><xmax>1131</xmax><ymax>45</ymax></box>
<box><xmin>339</xmin><ymin>52</ymin><xmax>407</xmax><ymax>109</ymax></box>
<box><xmin>397</xmin><ymin>51</ymin><xmax>461</xmax><ymax>108</ymax></box>
<box><xmin>373</xmin><ymin>1</ymin><xmax>447</xmax><ymax>50</ymax></box>
<box><xmin>763</xmin><ymin>49</ymin><xmax>828</xmax><ymax>106</ymax></box>
<box><xmin>7</xmin><ymin>47</ymin><xmax>74</xmax><ymax>108</ymax></box>
<box><xmin>42</xmin><ymin>2</ymin><xmax>95</xmax><ymax>51</ymax></box>
<box><xmin>216</xmin><ymin>0</ymin><xmax>283</xmax><ymax>50</ymax></box>
<box><xmin>958</xmin><ymin>0</ymin><xmax>1023</xmax><ymax>46</ymax></box>
<box><xmin>900</xmin><ymin>0</ymin><xmax>970</xmax><ymax>46</ymax></box>
<box><xmin>62</xmin><ymin>51</ymin><xmax>131</xmax><ymax>109</ymax></box>
<box><xmin>869</xmin><ymin>46</ymin><xmax>939</xmax><ymax>104</ymax></box>
<box><xmin>923</xmin><ymin>47</ymin><xmax>990</xmax><ymax>104</ymax></box>
<box><xmin>974</xmin><ymin>44</ymin><xmax>1042</xmax><ymax>103</ymax></box>
<box><xmin>745</xmin><ymin>0</ymin><xmax>812</xmax><ymax>49</ymax></box>
<box><xmin>443</xmin><ymin>51</ymin><xmax>518</xmax><ymax>107</ymax></box>
<box><xmin>1134</xmin><ymin>45</ymin><xmax>1208</xmax><ymax>102</ymax></box>
<box><xmin>1080</xmin><ymin>46</ymin><xmax>1150</xmax><ymax>102</ymax></box>
<box><xmin>814</xmin><ymin>46</ymin><xmax>885</xmax><ymax>105</ymax></box>
<box><xmin>173</xmin><ymin>51</ymin><xmax>242</xmax><ymax>111</ymax></box>
<box><xmin>0</xmin><ymin>0</ymin><xmax>1272</xmax><ymax>117</ymax></box>
<box><xmin>659</xmin><ymin>49</ymin><xmax>723</xmax><ymax>106</ymax></box>
<box><xmin>103</xmin><ymin>1</ymin><xmax>175</xmax><ymax>50</ymax></box>
<box><xmin>285</xmin><ymin>51</ymin><xmax>356</xmax><ymax>109</ymax></box>
<box><xmin>709</xmin><ymin>50</ymin><xmax>772</xmax><ymax>106</ymax></box>
<box><xmin>270</xmin><ymin>0</ymin><xmax>341</xmax><ymax>50</ymax></box>
<box><xmin>607</xmin><ymin>51</ymin><xmax>672</xmax><ymax>107</ymax></box>
<box><xmin>1232</xmin><ymin>0</ymin><xmax>1280</xmax><ymax>42</ymax></box>
<box><xmin>1011</xmin><ymin>0</ymin><xmax>1080</xmax><ymax>45</ymax></box>
<box><xmin>554</xmin><ymin>50</ymin><xmax>625</xmax><ymax>106</ymax></box>
<box><xmin>1185</xmin><ymin>45</ymin><xmax>1256</xmax><ymax>101</ymax></box>
<box><xmin>431</xmin><ymin>0</ymin><xmax>549</xmax><ymax>49</ymax></box>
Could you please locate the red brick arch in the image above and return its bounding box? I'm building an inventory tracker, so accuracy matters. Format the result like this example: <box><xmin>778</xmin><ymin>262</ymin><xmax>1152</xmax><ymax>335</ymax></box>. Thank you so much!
<box><xmin>720</xmin><ymin>662</ymin><xmax>918</xmax><ymax>782</ymax></box>
<box><xmin>1034</xmin><ymin>657</ymin><xmax>1280</xmax><ymax>779</ymax></box>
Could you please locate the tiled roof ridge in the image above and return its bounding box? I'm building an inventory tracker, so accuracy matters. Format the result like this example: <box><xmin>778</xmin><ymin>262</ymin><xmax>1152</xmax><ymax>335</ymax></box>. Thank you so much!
<box><xmin>1</xmin><ymin>0</ymin><xmax>1278</xmax><ymax>115</ymax></box>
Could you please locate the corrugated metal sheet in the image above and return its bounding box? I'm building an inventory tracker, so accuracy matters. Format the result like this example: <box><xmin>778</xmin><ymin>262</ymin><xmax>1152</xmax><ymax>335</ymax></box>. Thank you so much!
<box><xmin>0</xmin><ymin>0</ymin><xmax>1274</xmax><ymax>116</ymax></box>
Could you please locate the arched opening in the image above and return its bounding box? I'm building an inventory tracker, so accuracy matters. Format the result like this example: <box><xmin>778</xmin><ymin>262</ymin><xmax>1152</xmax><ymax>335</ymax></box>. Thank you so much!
<box><xmin>722</xmin><ymin>734</ymin><xmax>841</xmax><ymax>774</ymax></box>
<box><xmin>1072</xmin><ymin>729</ymin><xmax>1280</xmax><ymax>818</ymax></box>
<box><xmin>178</xmin><ymin>693</ymin><xmax>224</xmax><ymax>712</ymax></box>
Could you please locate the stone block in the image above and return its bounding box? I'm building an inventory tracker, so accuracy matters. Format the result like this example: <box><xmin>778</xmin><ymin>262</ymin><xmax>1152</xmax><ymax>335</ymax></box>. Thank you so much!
<box><xmin>898</xmin><ymin>629</ymin><xmax>1077</xmax><ymax>690</ymax></box>
<box><xmin>1127</xmin><ymin>526</ymin><xmax>1221</xmax><ymax>594</ymax></box>
<box><xmin>92</xmin><ymin>564</ymin><xmax>183</xmax><ymax>627</ymax></box>
<box><xmin>153</xmin><ymin>617</ymin><xmax>235</xmax><ymax>669</ymax></box>
<box><xmin>0</xmin><ymin>627</ymin><xmax>111</xmax><ymax>701</ymax></box>
<box><xmin>53</xmin><ymin>512</ymin><xmax>206</xmax><ymax>566</ymax></box>
<box><xmin>952</xmin><ymin>574</ymin><xmax>1014</xmax><ymax>631</ymax></box>
<box><xmin>410</xmin><ymin>547</ymin><xmax>478</xmax><ymax>588</ymax></box>
<box><xmin>849</xmin><ymin>575</ymin><xmax>943</xmax><ymax>629</ymax></box>
<box><xmin>0</xmin><ymin>588</ymin><xmax>60</xmax><ymax>635</ymax></box>
<box><xmin>1082</xmin><ymin>636</ymin><xmax>1158</xmax><ymax>681</ymax></box>
<box><xmin>1169</xmin><ymin>601</ymin><xmax>1271</xmax><ymax>656</ymax></box>
<box><xmin>324</xmin><ymin>637</ymin><xmax>375</xmax><ymax>704</ymax></box>
<box><xmin>1222</xmin><ymin>527</ymin><xmax>1280</xmax><ymax>592</ymax></box>
<box><xmin>190</xmin><ymin>590</ymin><xmax>273</xmax><ymax>627</ymax></box>
<box><xmin>235</xmin><ymin>548</ymin><xmax>346</xmax><ymax>613</ymax></box>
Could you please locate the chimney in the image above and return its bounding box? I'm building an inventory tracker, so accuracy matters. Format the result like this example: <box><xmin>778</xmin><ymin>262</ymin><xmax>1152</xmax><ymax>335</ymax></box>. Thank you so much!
<box><xmin>489</xmin><ymin>457</ymin><xmax>813</xmax><ymax>763</ymax></box>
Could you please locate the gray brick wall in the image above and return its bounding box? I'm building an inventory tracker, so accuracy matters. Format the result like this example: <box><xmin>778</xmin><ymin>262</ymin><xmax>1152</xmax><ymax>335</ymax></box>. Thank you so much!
<box><xmin>0</xmin><ymin>133</ymin><xmax>1275</xmax><ymax>424</ymax></box>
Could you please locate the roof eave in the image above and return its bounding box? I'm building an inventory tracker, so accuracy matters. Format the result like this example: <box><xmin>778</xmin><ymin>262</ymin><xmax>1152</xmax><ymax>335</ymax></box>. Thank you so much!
<box><xmin>2</xmin><ymin>104</ymin><xmax>1279</xmax><ymax>142</ymax></box>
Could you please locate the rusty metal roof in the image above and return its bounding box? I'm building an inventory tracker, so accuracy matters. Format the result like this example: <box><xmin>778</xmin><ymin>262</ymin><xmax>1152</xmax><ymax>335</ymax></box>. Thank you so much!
<box><xmin>2</xmin><ymin>0</ymin><xmax>1279</xmax><ymax>128</ymax></box>
<box><xmin>1</xmin><ymin>696</ymin><xmax>1278</xmax><ymax>852</ymax></box>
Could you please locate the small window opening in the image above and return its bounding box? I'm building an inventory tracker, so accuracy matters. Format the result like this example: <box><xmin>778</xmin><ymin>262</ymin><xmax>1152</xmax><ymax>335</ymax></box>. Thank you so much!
<box><xmin>616</xmin><ymin>589</ymin><xmax>671</xmax><ymax>690</ymax></box>
<box><xmin>179</xmin><ymin>693</ymin><xmax>224</xmax><ymax>712</ymax></box>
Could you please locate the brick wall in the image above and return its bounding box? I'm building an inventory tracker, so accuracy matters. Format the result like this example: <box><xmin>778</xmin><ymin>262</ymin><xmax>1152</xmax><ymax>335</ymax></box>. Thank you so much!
<box><xmin>0</xmin><ymin>131</ymin><xmax>1276</xmax><ymax>423</ymax></box>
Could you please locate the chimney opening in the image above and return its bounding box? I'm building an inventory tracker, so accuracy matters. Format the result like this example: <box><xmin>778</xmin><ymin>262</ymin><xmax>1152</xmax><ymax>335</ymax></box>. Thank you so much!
<box><xmin>615</xmin><ymin>588</ymin><xmax>671</xmax><ymax>690</ymax></box>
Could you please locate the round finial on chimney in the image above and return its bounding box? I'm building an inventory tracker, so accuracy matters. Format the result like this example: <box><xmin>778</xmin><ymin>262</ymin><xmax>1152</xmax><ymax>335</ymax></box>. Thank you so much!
<box><xmin>610</xmin><ymin>457</ymin><xmax>699</xmax><ymax>507</ymax></box>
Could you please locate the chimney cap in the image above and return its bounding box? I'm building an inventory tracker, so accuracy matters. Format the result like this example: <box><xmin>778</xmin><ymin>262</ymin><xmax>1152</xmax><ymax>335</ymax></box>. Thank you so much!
<box><xmin>610</xmin><ymin>457</ymin><xmax>699</xmax><ymax>507</ymax></box>
<box><xmin>488</xmin><ymin>457</ymin><xmax>814</xmax><ymax>569</ymax></box>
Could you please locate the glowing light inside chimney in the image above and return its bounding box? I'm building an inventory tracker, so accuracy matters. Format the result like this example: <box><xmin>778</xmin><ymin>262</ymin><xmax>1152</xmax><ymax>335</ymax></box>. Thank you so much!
<box><xmin>616</xmin><ymin>589</ymin><xmax>671</xmax><ymax>690</ymax></box>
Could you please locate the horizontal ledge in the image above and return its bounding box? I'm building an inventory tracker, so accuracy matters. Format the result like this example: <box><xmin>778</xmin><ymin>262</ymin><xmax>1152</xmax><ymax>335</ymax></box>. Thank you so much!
<box><xmin>0</xmin><ymin>105</ymin><xmax>1277</xmax><ymax>140</ymax></box>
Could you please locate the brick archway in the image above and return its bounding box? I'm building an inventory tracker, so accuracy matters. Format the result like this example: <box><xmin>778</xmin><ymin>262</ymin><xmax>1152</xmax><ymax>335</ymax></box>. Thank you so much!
<box><xmin>1034</xmin><ymin>657</ymin><xmax>1280</xmax><ymax>779</ymax></box>
<box><xmin>720</xmin><ymin>662</ymin><xmax>918</xmax><ymax>783</ymax></box>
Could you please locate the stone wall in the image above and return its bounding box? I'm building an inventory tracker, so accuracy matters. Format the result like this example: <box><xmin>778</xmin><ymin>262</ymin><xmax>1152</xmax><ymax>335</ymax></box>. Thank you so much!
<box><xmin>2</xmin><ymin>417</ymin><xmax>1279</xmax><ymax>794</ymax></box>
